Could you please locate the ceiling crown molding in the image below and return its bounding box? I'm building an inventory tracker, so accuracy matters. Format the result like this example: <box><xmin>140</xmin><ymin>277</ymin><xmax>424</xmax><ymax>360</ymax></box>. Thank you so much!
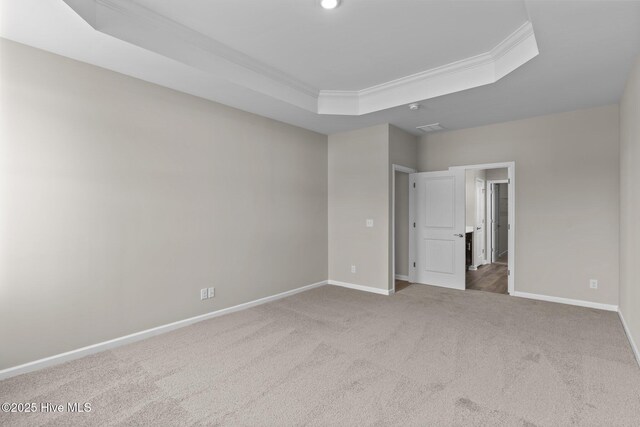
<box><xmin>62</xmin><ymin>0</ymin><xmax>538</xmax><ymax>117</ymax></box>
<box><xmin>317</xmin><ymin>21</ymin><xmax>538</xmax><ymax>115</ymax></box>
<box><xmin>63</xmin><ymin>0</ymin><xmax>320</xmax><ymax>112</ymax></box>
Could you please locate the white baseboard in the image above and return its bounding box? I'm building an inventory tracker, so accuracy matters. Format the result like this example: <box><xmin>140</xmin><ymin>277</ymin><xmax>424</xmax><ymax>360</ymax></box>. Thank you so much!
<box><xmin>394</xmin><ymin>274</ymin><xmax>409</xmax><ymax>281</ymax></box>
<box><xmin>512</xmin><ymin>291</ymin><xmax>618</xmax><ymax>312</ymax></box>
<box><xmin>0</xmin><ymin>280</ymin><xmax>328</xmax><ymax>381</ymax></box>
<box><xmin>618</xmin><ymin>310</ymin><xmax>640</xmax><ymax>367</ymax></box>
<box><xmin>328</xmin><ymin>280</ymin><xmax>391</xmax><ymax>296</ymax></box>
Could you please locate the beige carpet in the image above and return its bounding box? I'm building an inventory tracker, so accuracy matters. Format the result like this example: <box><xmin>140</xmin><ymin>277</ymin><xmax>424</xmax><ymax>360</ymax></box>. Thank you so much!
<box><xmin>1</xmin><ymin>284</ymin><xmax>639</xmax><ymax>426</ymax></box>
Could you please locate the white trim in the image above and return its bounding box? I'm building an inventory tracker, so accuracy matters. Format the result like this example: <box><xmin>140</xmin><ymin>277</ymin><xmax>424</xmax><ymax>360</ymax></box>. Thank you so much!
<box><xmin>393</xmin><ymin>165</ymin><xmax>416</xmax><ymax>174</ymax></box>
<box><xmin>618</xmin><ymin>310</ymin><xmax>640</xmax><ymax>367</ymax></box>
<box><xmin>391</xmin><ymin>164</ymin><xmax>417</xmax><ymax>294</ymax></box>
<box><xmin>449</xmin><ymin>162</ymin><xmax>515</xmax><ymax>172</ymax></box>
<box><xmin>0</xmin><ymin>279</ymin><xmax>328</xmax><ymax>381</ymax></box>
<box><xmin>395</xmin><ymin>274</ymin><xmax>410</xmax><ymax>281</ymax></box>
<box><xmin>328</xmin><ymin>280</ymin><xmax>392</xmax><ymax>296</ymax></box>
<box><xmin>318</xmin><ymin>22</ymin><xmax>538</xmax><ymax>115</ymax></box>
<box><xmin>409</xmin><ymin>174</ymin><xmax>416</xmax><ymax>284</ymax></box>
<box><xmin>512</xmin><ymin>291</ymin><xmax>618</xmax><ymax>312</ymax></box>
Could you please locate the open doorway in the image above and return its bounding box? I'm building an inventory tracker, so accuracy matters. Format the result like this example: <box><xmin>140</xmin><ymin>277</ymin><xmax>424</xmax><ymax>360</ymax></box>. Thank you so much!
<box><xmin>464</xmin><ymin>168</ymin><xmax>510</xmax><ymax>294</ymax></box>
<box><xmin>407</xmin><ymin>162</ymin><xmax>514</xmax><ymax>294</ymax></box>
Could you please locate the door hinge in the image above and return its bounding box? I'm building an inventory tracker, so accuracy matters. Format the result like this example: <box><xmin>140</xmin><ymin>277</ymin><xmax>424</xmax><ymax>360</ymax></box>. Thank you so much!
<box><xmin>413</xmin><ymin>182</ymin><xmax>416</xmax><ymax>188</ymax></box>
<box><xmin>508</xmin><ymin>178</ymin><xmax>511</xmax><ymax>184</ymax></box>
<box><xmin>413</xmin><ymin>262</ymin><xmax>416</xmax><ymax>268</ymax></box>
<box><xmin>413</xmin><ymin>222</ymin><xmax>416</xmax><ymax>228</ymax></box>
<box><xmin>508</xmin><ymin>224</ymin><xmax>510</xmax><ymax>230</ymax></box>
<box><xmin>508</xmin><ymin>270</ymin><xmax>511</xmax><ymax>276</ymax></box>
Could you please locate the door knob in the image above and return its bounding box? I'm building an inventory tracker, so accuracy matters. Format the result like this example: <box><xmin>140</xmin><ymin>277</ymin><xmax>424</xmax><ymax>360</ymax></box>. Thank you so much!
<box><xmin>454</xmin><ymin>233</ymin><xmax>464</xmax><ymax>237</ymax></box>
<box><xmin>476</xmin><ymin>227</ymin><xmax>481</xmax><ymax>230</ymax></box>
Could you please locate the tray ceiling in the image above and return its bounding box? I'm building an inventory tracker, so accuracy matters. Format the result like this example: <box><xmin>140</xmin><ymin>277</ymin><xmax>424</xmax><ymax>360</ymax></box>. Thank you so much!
<box><xmin>2</xmin><ymin>0</ymin><xmax>639</xmax><ymax>135</ymax></box>
<box><xmin>60</xmin><ymin>0</ymin><xmax>538</xmax><ymax>115</ymax></box>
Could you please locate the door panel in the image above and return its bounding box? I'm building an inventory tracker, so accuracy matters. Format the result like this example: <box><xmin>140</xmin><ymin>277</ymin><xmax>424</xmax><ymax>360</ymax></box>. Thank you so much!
<box><xmin>411</xmin><ymin>170</ymin><xmax>466</xmax><ymax>290</ymax></box>
<box><xmin>424</xmin><ymin>239</ymin><xmax>455</xmax><ymax>273</ymax></box>
<box><xmin>425</xmin><ymin>177</ymin><xmax>455</xmax><ymax>227</ymax></box>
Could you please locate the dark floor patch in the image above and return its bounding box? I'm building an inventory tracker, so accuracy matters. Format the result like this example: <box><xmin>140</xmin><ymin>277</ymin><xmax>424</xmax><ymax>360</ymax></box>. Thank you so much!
<box><xmin>456</xmin><ymin>397</ymin><xmax>481</xmax><ymax>412</ymax></box>
<box><xmin>523</xmin><ymin>352</ymin><xmax>541</xmax><ymax>363</ymax></box>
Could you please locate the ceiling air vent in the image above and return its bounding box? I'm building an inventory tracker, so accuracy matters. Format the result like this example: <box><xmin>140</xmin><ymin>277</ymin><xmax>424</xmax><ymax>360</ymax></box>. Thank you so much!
<box><xmin>417</xmin><ymin>123</ymin><xmax>445</xmax><ymax>133</ymax></box>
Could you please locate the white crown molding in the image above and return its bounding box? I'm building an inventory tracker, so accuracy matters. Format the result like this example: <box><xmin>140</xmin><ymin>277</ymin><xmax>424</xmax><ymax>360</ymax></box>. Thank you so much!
<box><xmin>63</xmin><ymin>0</ymin><xmax>320</xmax><ymax>112</ymax></box>
<box><xmin>62</xmin><ymin>1</ymin><xmax>538</xmax><ymax>117</ymax></box>
<box><xmin>318</xmin><ymin>21</ymin><xmax>538</xmax><ymax>115</ymax></box>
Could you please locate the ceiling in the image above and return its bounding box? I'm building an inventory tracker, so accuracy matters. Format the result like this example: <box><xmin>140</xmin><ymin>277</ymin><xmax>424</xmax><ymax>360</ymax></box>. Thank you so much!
<box><xmin>1</xmin><ymin>0</ymin><xmax>639</xmax><ymax>135</ymax></box>
<box><xmin>131</xmin><ymin>0</ymin><xmax>530</xmax><ymax>91</ymax></box>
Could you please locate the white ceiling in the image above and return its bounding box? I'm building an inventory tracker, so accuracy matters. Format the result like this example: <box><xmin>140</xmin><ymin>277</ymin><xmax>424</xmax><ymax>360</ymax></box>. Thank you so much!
<box><xmin>132</xmin><ymin>0</ymin><xmax>530</xmax><ymax>91</ymax></box>
<box><xmin>1</xmin><ymin>0</ymin><xmax>639</xmax><ymax>135</ymax></box>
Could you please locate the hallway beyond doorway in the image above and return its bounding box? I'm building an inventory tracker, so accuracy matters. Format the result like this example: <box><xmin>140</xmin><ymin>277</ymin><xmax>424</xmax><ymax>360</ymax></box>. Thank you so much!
<box><xmin>466</xmin><ymin>263</ymin><xmax>508</xmax><ymax>294</ymax></box>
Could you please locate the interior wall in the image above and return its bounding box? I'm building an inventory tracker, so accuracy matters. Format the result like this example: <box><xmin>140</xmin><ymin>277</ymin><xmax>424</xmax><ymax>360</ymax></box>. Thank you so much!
<box><xmin>418</xmin><ymin>105</ymin><xmax>620</xmax><ymax>305</ymax></box>
<box><xmin>328</xmin><ymin>124</ymin><xmax>390</xmax><ymax>291</ymax></box>
<box><xmin>0</xmin><ymin>39</ymin><xmax>328</xmax><ymax>370</ymax></box>
<box><xmin>486</xmin><ymin>168</ymin><xmax>508</xmax><ymax>181</ymax></box>
<box><xmin>389</xmin><ymin>125</ymin><xmax>419</xmax><ymax>286</ymax></box>
<box><xmin>394</xmin><ymin>172</ymin><xmax>409</xmax><ymax>277</ymax></box>
<box><xmin>620</xmin><ymin>54</ymin><xmax>640</xmax><ymax>358</ymax></box>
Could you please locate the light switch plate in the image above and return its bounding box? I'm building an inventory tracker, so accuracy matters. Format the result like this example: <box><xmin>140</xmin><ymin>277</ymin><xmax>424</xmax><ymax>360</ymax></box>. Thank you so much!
<box><xmin>208</xmin><ymin>287</ymin><xmax>215</xmax><ymax>298</ymax></box>
<box><xmin>589</xmin><ymin>279</ymin><xmax>598</xmax><ymax>289</ymax></box>
<box><xmin>366</xmin><ymin>219</ymin><xmax>374</xmax><ymax>227</ymax></box>
<box><xmin>200</xmin><ymin>289</ymin><xmax>208</xmax><ymax>300</ymax></box>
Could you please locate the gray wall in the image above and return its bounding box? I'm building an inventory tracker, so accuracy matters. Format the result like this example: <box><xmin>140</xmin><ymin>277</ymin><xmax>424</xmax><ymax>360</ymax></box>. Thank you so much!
<box><xmin>328</xmin><ymin>124</ymin><xmax>417</xmax><ymax>291</ymax></box>
<box><xmin>0</xmin><ymin>39</ymin><xmax>328</xmax><ymax>369</ymax></box>
<box><xmin>486</xmin><ymin>168</ymin><xmax>508</xmax><ymax>181</ymax></box>
<box><xmin>389</xmin><ymin>126</ymin><xmax>418</xmax><ymax>285</ymax></box>
<box><xmin>328</xmin><ymin>124</ymin><xmax>390</xmax><ymax>290</ymax></box>
<box><xmin>620</xmin><ymin>55</ymin><xmax>640</xmax><ymax>356</ymax></box>
<box><xmin>418</xmin><ymin>105</ymin><xmax>620</xmax><ymax>305</ymax></box>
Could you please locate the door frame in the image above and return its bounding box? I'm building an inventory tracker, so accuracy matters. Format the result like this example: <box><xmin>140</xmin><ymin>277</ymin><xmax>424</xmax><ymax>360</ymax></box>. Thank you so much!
<box><xmin>450</xmin><ymin>162</ymin><xmax>516</xmax><ymax>295</ymax></box>
<box><xmin>391</xmin><ymin>164</ymin><xmax>417</xmax><ymax>293</ymax></box>
<box><xmin>487</xmin><ymin>179</ymin><xmax>509</xmax><ymax>264</ymax></box>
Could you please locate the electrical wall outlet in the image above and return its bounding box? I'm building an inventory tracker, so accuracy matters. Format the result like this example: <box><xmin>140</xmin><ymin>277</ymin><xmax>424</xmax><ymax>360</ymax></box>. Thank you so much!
<box><xmin>208</xmin><ymin>287</ymin><xmax>215</xmax><ymax>298</ymax></box>
<box><xmin>366</xmin><ymin>219</ymin><xmax>374</xmax><ymax>228</ymax></box>
<box><xmin>200</xmin><ymin>288</ymin><xmax>208</xmax><ymax>300</ymax></box>
<box><xmin>351</xmin><ymin>265</ymin><xmax>357</xmax><ymax>273</ymax></box>
<box><xmin>589</xmin><ymin>279</ymin><xmax>598</xmax><ymax>289</ymax></box>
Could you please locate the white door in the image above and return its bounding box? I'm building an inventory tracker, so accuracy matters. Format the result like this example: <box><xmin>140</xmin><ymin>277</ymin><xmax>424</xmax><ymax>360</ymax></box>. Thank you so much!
<box><xmin>410</xmin><ymin>170</ymin><xmax>466</xmax><ymax>290</ymax></box>
<box><xmin>475</xmin><ymin>179</ymin><xmax>485</xmax><ymax>266</ymax></box>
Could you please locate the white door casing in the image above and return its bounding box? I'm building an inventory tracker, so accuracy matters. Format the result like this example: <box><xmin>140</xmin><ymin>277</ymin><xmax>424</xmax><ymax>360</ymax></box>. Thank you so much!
<box><xmin>409</xmin><ymin>170</ymin><xmax>466</xmax><ymax>290</ymax></box>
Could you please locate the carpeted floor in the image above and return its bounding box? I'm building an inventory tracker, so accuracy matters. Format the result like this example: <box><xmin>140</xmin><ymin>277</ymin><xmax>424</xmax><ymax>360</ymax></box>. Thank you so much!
<box><xmin>1</xmin><ymin>284</ymin><xmax>639</xmax><ymax>426</ymax></box>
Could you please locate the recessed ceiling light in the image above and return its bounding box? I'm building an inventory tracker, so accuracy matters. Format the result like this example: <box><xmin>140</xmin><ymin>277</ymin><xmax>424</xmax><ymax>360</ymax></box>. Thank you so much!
<box><xmin>321</xmin><ymin>0</ymin><xmax>340</xmax><ymax>10</ymax></box>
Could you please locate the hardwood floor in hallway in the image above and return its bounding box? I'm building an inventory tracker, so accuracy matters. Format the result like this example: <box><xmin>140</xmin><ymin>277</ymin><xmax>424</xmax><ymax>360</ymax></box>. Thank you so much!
<box><xmin>466</xmin><ymin>263</ymin><xmax>508</xmax><ymax>294</ymax></box>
